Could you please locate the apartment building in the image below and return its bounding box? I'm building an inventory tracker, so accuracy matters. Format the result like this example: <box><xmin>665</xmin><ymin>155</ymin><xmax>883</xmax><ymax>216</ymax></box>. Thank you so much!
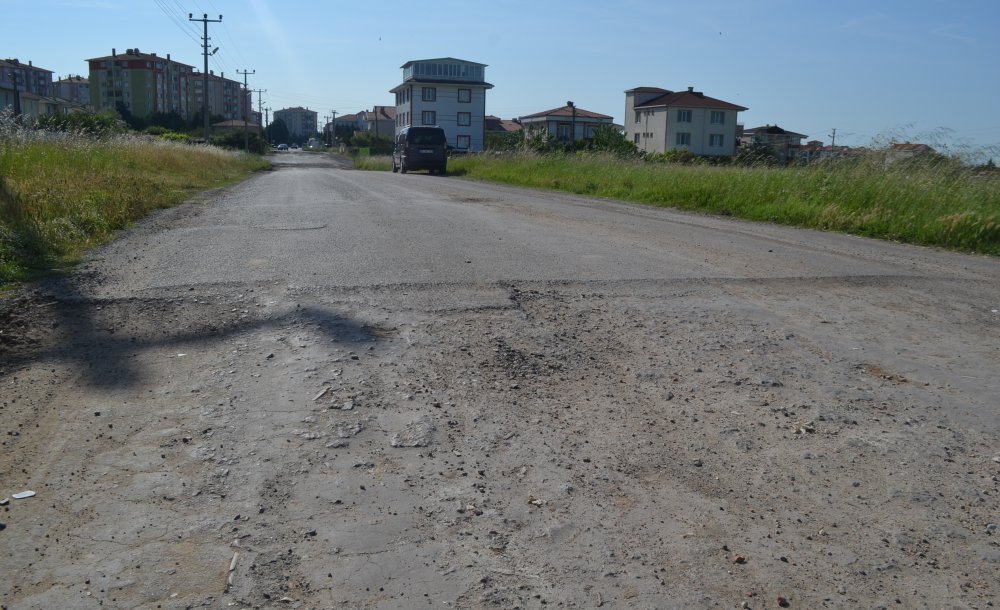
<box><xmin>192</xmin><ymin>71</ymin><xmax>250</xmax><ymax>122</ymax></box>
<box><xmin>273</xmin><ymin>107</ymin><xmax>318</xmax><ymax>139</ymax></box>
<box><xmin>88</xmin><ymin>48</ymin><xmax>196</xmax><ymax>118</ymax></box>
<box><xmin>54</xmin><ymin>75</ymin><xmax>90</xmax><ymax>106</ymax></box>
<box><xmin>625</xmin><ymin>86</ymin><xmax>747</xmax><ymax>156</ymax></box>
<box><xmin>0</xmin><ymin>58</ymin><xmax>54</xmax><ymax>98</ymax></box>
<box><xmin>391</xmin><ymin>57</ymin><xmax>493</xmax><ymax>152</ymax></box>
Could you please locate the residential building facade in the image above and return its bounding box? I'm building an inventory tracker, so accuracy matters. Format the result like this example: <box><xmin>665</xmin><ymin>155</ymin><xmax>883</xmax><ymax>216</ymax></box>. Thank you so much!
<box><xmin>391</xmin><ymin>57</ymin><xmax>493</xmax><ymax>152</ymax></box>
<box><xmin>88</xmin><ymin>48</ymin><xmax>248</xmax><ymax>122</ymax></box>
<box><xmin>193</xmin><ymin>71</ymin><xmax>250</xmax><ymax>122</ymax></box>
<box><xmin>625</xmin><ymin>86</ymin><xmax>747</xmax><ymax>156</ymax></box>
<box><xmin>274</xmin><ymin>107</ymin><xmax>318</xmax><ymax>139</ymax></box>
<box><xmin>88</xmin><ymin>48</ymin><xmax>197</xmax><ymax>119</ymax></box>
<box><xmin>1</xmin><ymin>59</ymin><xmax>54</xmax><ymax>97</ymax></box>
<box><xmin>739</xmin><ymin>124</ymin><xmax>808</xmax><ymax>164</ymax></box>
<box><xmin>518</xmin><ymin>104</ymin><xmax>614</xmax><ymax>144</ymax></box>
<box><xmin>359</xmin><ymin>105</ymin><xmax>396</xmax><ymax>138</ymax></box>
<box><xmin>54</xmin><ymin>75</ymin><xmax>90</xmax><ymax>106</ymax></box>
<box><xmin>1</xmin><ymin>58</ymin><xmax>55</xmax><ymax>115</ymax></box>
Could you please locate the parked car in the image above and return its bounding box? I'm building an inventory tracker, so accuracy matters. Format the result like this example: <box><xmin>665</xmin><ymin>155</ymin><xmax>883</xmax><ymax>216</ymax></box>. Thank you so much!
<box><xmin>276</xmin><ymin>143</ymin><xmax>288</xmax><ymax>151</ymax></box>
<box><xmin>392</xmin><ymin>126</ymin><xmax>447</xmax><ymax>175</ymax></box>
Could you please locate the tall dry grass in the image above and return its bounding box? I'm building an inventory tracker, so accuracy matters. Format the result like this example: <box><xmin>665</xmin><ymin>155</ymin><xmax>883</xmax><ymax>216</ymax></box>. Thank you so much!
<box><xmin>0</xmin><ymin>112</ymin><xmax>267</xmax><ymax>283</ymax></box>
<box><xmin>446</xmin><ymin>151</ymin><xmax>1000</xmax><ymax>255</ymax></box>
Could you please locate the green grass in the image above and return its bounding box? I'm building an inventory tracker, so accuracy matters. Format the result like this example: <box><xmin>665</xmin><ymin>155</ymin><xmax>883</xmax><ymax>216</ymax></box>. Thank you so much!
<box><xmin>1</xmin><ymin>126</ymin><xmax>268</xmax><ymax>284</ymax></box>
<box><xmin>443</xmin><ymin>151</ymin><xmax>1000</xmax><ymax>256</ymax></box>
<box><xmin>352</xmin><ymin>154</ymin><xmax>393</xmax><ymax>171</ymax></box>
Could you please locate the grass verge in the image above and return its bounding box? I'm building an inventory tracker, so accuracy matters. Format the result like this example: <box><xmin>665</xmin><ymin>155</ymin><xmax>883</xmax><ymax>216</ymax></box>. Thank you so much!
<box><xmin>352</xmin><ymin>155</ymin><xmax>393</xmax><ymax>172</ymax></box>
<box><xmin>1</xmin><ymin>127</ymin><xmax>268</xmax><ymax>284</ymax></box>
<box><xmin>441</xmin><ymin>151</ymin><xmax>1000</xmax><ymax>256</ymax></box>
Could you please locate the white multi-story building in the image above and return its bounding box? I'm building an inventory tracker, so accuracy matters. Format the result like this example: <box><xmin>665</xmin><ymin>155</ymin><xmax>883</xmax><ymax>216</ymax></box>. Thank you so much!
<box><xmin>625</xmin><ymin>86</ymin><xmax>747</xmax><ymax>156</ymax></box>
<box><xmin>391</xmin><ymin>57</ymin><xmax>493</xmax><ymax>152</ymax></box>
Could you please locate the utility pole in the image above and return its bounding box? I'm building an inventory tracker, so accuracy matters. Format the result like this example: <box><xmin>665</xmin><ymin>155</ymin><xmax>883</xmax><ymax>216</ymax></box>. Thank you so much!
<box><xmin>189</xmin><ymin>12</ymin><xmax>222</xmax><ymax>142</ymax></box>
<box><xmin>829</xmin><ymin>128</ymin><xmax>837</xmax><ymax>147</ymax></box>
<box><xmin>330</xmin><ymin>110</ymin><xmax>337</xmax><ymax>146</ymax></box>
<box><xmin>237</xmin><ymin>69</ymin><xmax>255</xmax><ymax>151</ymax></box>
<box><xmin>252</xmin><ymin>88</ymin><xmax>266</xmax><ymax>146</ymax></box>
<box><xmin>567</xmin><ymin>100</ymin><xmax>576</xmax><ymax>149</ymax></box>
<box><xmin>264</xmin><ymin>107</ymin><xmax>271</xmax><ymax>143</ymax></box>
<box><xmin>10</xmin><ymin>69</ymin><xmax>21</xmax><ymax>116</ymax></box>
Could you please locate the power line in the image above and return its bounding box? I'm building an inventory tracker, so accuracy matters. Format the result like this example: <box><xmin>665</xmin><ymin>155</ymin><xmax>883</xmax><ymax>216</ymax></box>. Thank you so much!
<box><xmin>152</xmin><ymin>0</ymin><xmax>200</xmax><ymax>45</ymax></box>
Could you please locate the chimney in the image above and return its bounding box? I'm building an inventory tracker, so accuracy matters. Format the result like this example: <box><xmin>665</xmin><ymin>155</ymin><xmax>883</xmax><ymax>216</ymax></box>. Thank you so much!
<box><xmin>112</xmin><ymin>48</ymin><xmax>117</xmax><ymax>57</ymax></box>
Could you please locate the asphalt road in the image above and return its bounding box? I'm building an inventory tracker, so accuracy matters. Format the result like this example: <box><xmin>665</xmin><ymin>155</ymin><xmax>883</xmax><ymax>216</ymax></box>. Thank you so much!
<box><xmin>2</xmin><ymin>150</ymin><xmax>999</xmax><ymax>609</ymax></box>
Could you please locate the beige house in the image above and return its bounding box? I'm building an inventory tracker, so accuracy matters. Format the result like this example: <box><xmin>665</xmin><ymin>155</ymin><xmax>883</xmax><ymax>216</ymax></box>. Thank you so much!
<box><xmin>359</xmin><ymin>105</ymin><xmax>395</xmax><ymax>138</ymax></box>
<box><xmin>739</xmin><ymin>124</ymin><xmax>808</xmax><ymax>164</ymax></box>
<box><xmin>625</xmin><ymin>86</ymin><xmax>747</xmax><ymax>156</ymax></box>
<box><xmin>519</xmin><ymin>103</ymin><xmax>614</xmax><ymax>145</ymax></box>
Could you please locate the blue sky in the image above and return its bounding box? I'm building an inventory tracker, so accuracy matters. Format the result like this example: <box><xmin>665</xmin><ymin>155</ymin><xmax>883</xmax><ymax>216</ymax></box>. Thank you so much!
<box><xmin>4</xmin><ymin>0</ymin><xmax>999</xmax><ymax>155</ymax></box>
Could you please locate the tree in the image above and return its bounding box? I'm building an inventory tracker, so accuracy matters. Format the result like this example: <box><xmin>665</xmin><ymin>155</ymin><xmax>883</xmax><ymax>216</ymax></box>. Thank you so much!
<box><xmin>735</xmin><ymin>141</ymin><xmax>780</xmax><ymax>167</ymax></box>
<box><xmin>335</xmin><ymin>124</ymin><xmax>356</xmax><ymax>146</ymax></box>
<box><xmin>266</xmin><ymin>118</ymin><xmax>289</xmax><ymax>145</ymax></box>
<box><xmin>351</xmin><ymin>131</ymin><xmax>393</xmax><ymax>154</ymax></box>
<box><xmin>587</xmin><ymin>124</ymin><xmax>639</xmax><ymax>157</ymax></box>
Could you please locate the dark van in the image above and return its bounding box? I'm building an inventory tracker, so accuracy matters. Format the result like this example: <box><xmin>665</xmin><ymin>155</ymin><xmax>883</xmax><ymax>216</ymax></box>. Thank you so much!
<box><xmin>392</xmin><ymin>126</ymin><xmax>448</xmax><ymax>175</ymax></box>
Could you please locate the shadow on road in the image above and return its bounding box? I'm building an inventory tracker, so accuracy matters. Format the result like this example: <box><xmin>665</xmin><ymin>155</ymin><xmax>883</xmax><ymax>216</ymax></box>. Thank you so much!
<box><xmin>0</xmin><ymin>278</ymin><xmax>379</xmax><ymax>389</ymax></box>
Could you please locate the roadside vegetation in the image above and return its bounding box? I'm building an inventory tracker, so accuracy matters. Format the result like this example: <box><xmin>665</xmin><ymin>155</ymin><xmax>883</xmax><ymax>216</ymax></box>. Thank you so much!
<box><xmin>0</xmin><ymin>109</ymin><xmax>268</xmax><ymax>285</ymax></box>
<box><xmin>430</xmin><ymin>125</ymin><xmax>1000</xmax><ymax>256</ymax></box>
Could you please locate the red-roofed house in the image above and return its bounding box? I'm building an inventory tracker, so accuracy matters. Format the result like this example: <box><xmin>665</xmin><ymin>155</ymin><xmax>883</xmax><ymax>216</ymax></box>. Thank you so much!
<box><xmin>484</xmin><ymin>115</ymin><xmax>522</xmax><ymax>134</ymax></box>
<box><xmin>518</xmin><ymin>103</ymin><xmax>614</xmax><ymax>144</ymax></box>
<box><xmin>359</xmin><ymin>105</ymin><xmax>396</xmax><ymax>138</ymax></box>
<box><xmin>625</xmin><ymin>86</ymin><xmax>747</xmax><ymax>156</ymax></box>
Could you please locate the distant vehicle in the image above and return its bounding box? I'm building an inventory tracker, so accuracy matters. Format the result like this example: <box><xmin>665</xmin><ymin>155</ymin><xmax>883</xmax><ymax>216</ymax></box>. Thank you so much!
<box><xmin>290</xmin><ymin>143</ymin><xmax>300</xmax><ymax>149</ymax></box>
<box><xmin>392</xmin><ymin>126</ymin><xmax>447</xmax><ymax>175</ymax></box>
<box><xmin>276</xmin><ymin>143</ymin><xmax>288</xmax><ymax>151</ymax></box>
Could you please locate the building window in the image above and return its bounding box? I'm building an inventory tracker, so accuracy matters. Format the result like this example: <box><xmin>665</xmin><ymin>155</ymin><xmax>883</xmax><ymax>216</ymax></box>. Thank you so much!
<box><xmin>709</xmin><ymin>134</ymin><xmax>724</xmax><ymax>147</ymax></box>
<box><xmin>422</xmin><ymin>87</ymin><xmax>436</xmax><ymax>102</ymax></box>
<box><xmin>457</xmin><ymin>112</ymin><xmax>471</xmax><ymax>126</ymax></box>
<box><xmin>634</xmin><ymin>133</ymin><xmax>640</xmax><ymax>144</ymax></box>
<box><xmin>676</xmin><ymin>132</ymin><xmax>691</xmax><ymax>146</ymax></box>
<box><xmin>421</xmin><ymin>110</ymin><xmax>436</xmax><ymax>125</ymax></box>
<box><xmin>456</xmin><ymin>135</ymin><xmax>470</xmax><ymax>149</ymax></box>
<box><xmin>711</xmin><ymin>111</ymin><xmax>725</xmax><ymax>124</ymax></box>
<box><xmin>458</xmin><ymin>89</ymin><xmax>471</xmax><ymax>103</ymax></box>
<box><xmin>677</xmin><ymin>109</ymin><xmax>691</xmax><ymax>122</ymax></box>
<box><xmin>557</xmin><ymin>123</ymin><xmax>571</xmax><ymax>141</ymax></box>
<box><xmin>634</xmin><ymin>111</ymin><xmax>640</xmax><ymax>123</ymax></box>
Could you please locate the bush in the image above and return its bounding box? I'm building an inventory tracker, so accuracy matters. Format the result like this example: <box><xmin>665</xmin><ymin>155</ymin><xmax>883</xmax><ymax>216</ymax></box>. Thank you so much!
<box><xmin>734</xmin><ymin>142</ymin><xmax>781</xmax><ymax>167</ymax></box>
<box><xmin>35</xmin><ymin>111</ymin><xmax>125</xmax><ymax>137</ymax></box>
<box><xmin>212</xmin><ymin>130</ymin><xmax>268</xmax><ymax>154</ymax></box>
<box><xmin>645</xmin><ymin>149</ymin><xmax>701</xmax><ymax>165</ymax></box>
<box><xmin>351</xmin><ymin>131</ymin><xmax>393</xmax><ymax>155</ymax></box>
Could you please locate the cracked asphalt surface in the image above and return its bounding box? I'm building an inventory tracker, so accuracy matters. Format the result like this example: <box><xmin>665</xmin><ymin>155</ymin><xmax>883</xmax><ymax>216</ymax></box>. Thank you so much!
<box><xmin>2</xmin><ymin>151</ymin><xmax>999</xmax><ymax>609</ymax></box>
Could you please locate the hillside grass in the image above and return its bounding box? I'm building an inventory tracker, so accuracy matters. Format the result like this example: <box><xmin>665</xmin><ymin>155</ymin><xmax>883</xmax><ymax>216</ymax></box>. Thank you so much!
<box><xmin>1</xmin><ymin>126</ymin><xmax>268</xmax><ymax>284</ymax></box>
<box><xmin>442</xmin><ymin>151</ymin><xmax>1000</xmax><ymax>256</ymax></box>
